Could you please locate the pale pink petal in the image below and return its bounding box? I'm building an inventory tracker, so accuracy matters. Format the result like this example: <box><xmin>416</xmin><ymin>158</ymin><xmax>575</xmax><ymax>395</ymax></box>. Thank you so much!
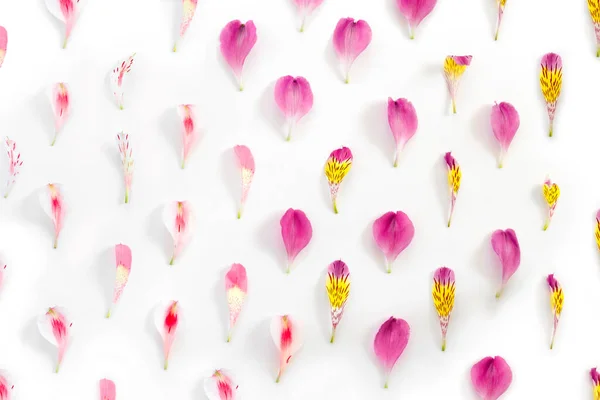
<box><xmin>116</xmin><ymin>132</ymin><xmax>134</xmax><ymax>203</ymax></box>
<box><xmin>280</xmin><ymin>208</ymin><xmax>313</xmax><ymax>273</ymax></box>
<box><xmin>373</xmin><ymin>211</ymin><xmax>415</xmax><ymax>273</ymax></box>
<box><xmin>225</xmin><ymin>263</ymin><xmax>248</xmax><ymax>342</ymax></box>
<box><xmin>395</xmin><ymin>0</ymin><xmax>437</xmax><ymax>39</ymax></box>
<box><xmin>491</xmin><ymin>229</ymin><xmax>521</xmax><ymax>298</ymax></box>
<box><xmin>490</xmin><ymin>102</ymin><xmax>520</xmax><ymax>168</ymax></box>
<box><xmin>37</xmin><ymin>306</ymin><xmax>72</xmax><ymax>372</ymax></box>
<box><xmin>333</xmin><ymin>18</ymin><xmax>372</xmax><ymax>83</ymax></box>
<box><xmin>373</xmin><ymin>317</ymin><xmax>410</xmax><ymax>388</ymax></box>
<box><xmin>154</xmin><ymin>300</ymin><xmax>180</xmax><ymax>370</ymax></box>
<box><xmin>177</xmin><ymin>105</ymin><xmax>200</xmax><ymax>168</ymax></box>
<box><xmin>50</xmin><ymin>83</ymin><xmax>70</xmax><ymax>145</ymax></box>
<box><xmin>39</xmin><ymin>183</ymin><xmax>65</xmax><ymax>249</ymax></box>
<box><xmin>293</xmin><ymin>0</ymin><xmax>324</xmax><ymax>31</ymax></box>
<box><xmin>0</xmin><ymin>372</ymin><xmax>13</xmax><ymax>400</ymax></box>
<box><xmin>234</xmin><ymin>145</ymin><xmax>255</xmax><ymax>218</ymax></box>
<box><xmin>174</xmin><ymin>0</ymin><xmax>199</xmax><ymax>51</ymax></box>
<box><xmin>0</xmin><ymin>26</ymin><xmax>7</xmax><ymax>69</ymax></box>
<box><xmin>4</xmin><ymin>137</ymin><xmax>23</xmax><ymax>198</ymax></box>
<box><xmin>107</xmin><ymin>244</ymin><xmax>132</xmax><ymax>318</ymax></box>
<box><xmin>274</xmin><ymin>76</ymin><xmax>314</xmax><ymax>140</ymax></box>
<box><xmin>110</xmin><ymin>53</ymin><xmax>136</xmax><ymax>110</ymax></box>
<box><xmin>204</xmin><ymin>369</ymin><xmax>238</xmax><ymax>400</ymax></box>
<box><xmin>470</xmin><ymin>356</ymin><xmax>513</xmax><ymax>400</ymax></box>
<box><xmin>387</xmin><ymin>98</ymin><xmax>418</xmax><ymax>167</ymax></box>
<box><xmin>99</xmin><ymin>379</ymin><xmax>116</xmax><ymax>400</ymax></box>
<box><xmin>162</xmin><ymin>201</ymin><xmax>195</xmax><ymax>265</ymax></box>
<box><xmin>270</xmin><ymin>315</ymin><xmax>303</xmax><ymax>382</ymax></box>
<box><xmin>219</xmin><ymin>20</ymin><xmax>257</xmax><ymax>91</ymax></box>
<box><xmin>46</xmin><ymin>0</ymin><xmax>80</xmax><ymax>48</ymax></box>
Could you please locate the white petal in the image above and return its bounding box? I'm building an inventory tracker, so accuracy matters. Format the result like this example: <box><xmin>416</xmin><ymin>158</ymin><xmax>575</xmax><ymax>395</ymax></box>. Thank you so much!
<box><xmin>37</xmin><ymin>311</ymin><xmax>57</xmax><ymax>347</ymax></box>
<box><xmin>45</xmin><ymin>0</ymin><xmax>66</xmax><ymax>23</ymax></box>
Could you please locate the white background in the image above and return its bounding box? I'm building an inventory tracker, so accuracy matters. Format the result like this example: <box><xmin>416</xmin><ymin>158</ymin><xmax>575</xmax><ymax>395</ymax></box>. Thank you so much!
<box><xmin>0</xmin><ymin>0</ymin><xmax>599</xmax><ymax>399</ymax></box>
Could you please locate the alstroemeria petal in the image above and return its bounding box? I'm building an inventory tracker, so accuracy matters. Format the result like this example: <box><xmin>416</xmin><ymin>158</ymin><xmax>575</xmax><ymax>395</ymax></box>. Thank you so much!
<box><xmin>444</xmin><ymin>152</ymin><xmax>461</xmax><ymax>227</ymax></box>
<box><xmin>99</xmin><ymin>379</ymin><xmax>116</xmax><ymax>400</ymax></box>
<box><xmin>177</xmin><ymin>105</ymin><xmax>200</xmax><ymax>169</ymax></box>
<box><xmin>443</xmin><ymin>56</ymin><xmax>472</xmax><ymax>114</ymax></box>
<box><xmin>546</xmin><ymin>274</ymin><xmax>564</xmax><ymax>349</ymax></box>
<box><xmin>280</xmin><ymin>208</ymin><xmax>312</xmax><ymax>273</ymax></box>
<box><xmin>116</xmin><ymin>132</ymin><xmax>134</xmax><ymax>203</ymax></box>
<box><xmin>324</xmin><ymin>147</ymin><xmax>353</xmax><ymax>213</ymax></box>
<box><xmin>45</xmin><ymin>0</ymin><xmax>80</xmax><ymax>48</ymax></box>
<box><xmin>274</xmin><ymin>76</ymin><xmax>314</xmax><ymax>141</ymax></box>
<box><xmin>326</xmin><ymin>260</ymin><xmax>350</xmax><ymax>343</ymax></box>
<box><xmin>50</xmin><ymin>82</ymin><xmax>70</xmax><ymax>146</ymax></box>
<box><xmin>39</xmin><ymin>183</ymin><xmax>65</xmax><ymax>249</ymax></box>
<box><xmin>542</xmin><ymin>177</ymin><xmax>560</xmax><ymax>231</ymax></box>
<box><xmin>4</xmin><ymin>137</ymin><xmax>23</xmax><ymax>198</ymax></box>
<box><xmin>591</xmin><ymin>368</ymin><xmax>600</xmax><ymax>400</ymax></box>
<box><xmin>162</xmin><ymin>201</ymin><xmax>195</xmax><ymax>265</ymax></box>
<box><xmin>0</xmin><ymin>372</ymin><xmax>14</xmax><ymax>400</ymax></box>
<box><xmin>333</xmin><ymin>18</ymin><xmax>372</xmax><ymax>84</ymax></box>
<box><xmin>234</xmin><ymin>145</ymin><xmax>255</xmax><ymax>218</ymax></box>
<box><xmin>372</xmin><ymin>211</ymin><xmax>415</xmax><ymax>273</ymax></box>
<box><xmin>174</xmin><ymin>0</ymin><xmax>198</xmax><ymax>52</ymax></box>
<box><xmin>491</xmin><ymin>229</ymin><xmax>520</xmax><ymax>298</ymax></box>
<box><xmin>540</xmin><ymin>53</ymin><xmax>562</xmax><ymax>137</ymax></box>
<box><xmin>219</xmin><ymin>20</ymin><xmax>257</xmax><ymax>91</ymax></box>
<box><xmin>471</xmin><ymin>356</ymin><xmax>512</xmax><ymax>400</ymax></box>
<box><xmin>110</xmin><ymin>53</ymin><xmax>136</xmax><ymax>110</ymax></box>
<box><xmin>154</xmin><ymin>300</ymin><xmax>180</xmax><ymax>370</ymax></box>
<box><xmin>204</xmin><ymin>369</ymin><xmax>239</xmax><ymax>400</ymax></box>
<box><xmin>387</xmin><ymin>98</ymin><xmax>418</xmax><ymax>167</ymax></box>
<box><xmin>225</xmin><ymin>263</ymin><xmax>248</xmax><ymax>342</ymax></box>
<box><xmin>589</xmin><ymin>0</ymin><xmax>600</xmax><ymax>56</ymax></box>
<box><xmin>37</xmin><ymin>306</ymin><xmax>72</xmax><ymax>372</ymax></box>
<box><xmin>106</xmin><ymin>244</ymin><xmax>132</xmax><ymax>318</ymax></box>
<box><xmin>373</xmin><ymin>317</ymin><xmax>410</xmax><ymax>388</ymax></box>
<box><xmin>271</xmin><ymin>315</ymin><xmax>303</xmax><ymax>383</ymax></box>
<box><xmin>432</xmin><ymin>267</ymin><xmax>455</xmax><ymax>351</ymax></box>
<box><xmin>395</xmin><ymin>0</ymin><xmax>437</xmax><ymax>39</ymax></box>
<box><xmin>595</xmin><ymin>210</ymin><xmax>600</xmax><ymax>252</ymax></box>
<box><xmin>0</xmin><ymin>26</ymin><xmax>7</xmax><ymax>69</ymax></box>
<box><xmin>494</xmin><ymin>0</ymin><xmax>506</xmax><ymax>40</ymax></box>
<box><xmin>490</xmin><ymin>102</ymin><xmax>520</xmax><ymax>168</ymax></box>
<box><xmin>293</xmin><ymin>0</ymin><xmax>324</xmax><ymax>31</ymax></box>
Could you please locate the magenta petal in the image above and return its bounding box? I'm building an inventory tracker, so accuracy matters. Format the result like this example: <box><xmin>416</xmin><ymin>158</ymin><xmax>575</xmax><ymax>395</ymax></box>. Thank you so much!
<box><xmin>373</xmin><ymin>317</ymin><xmax>410</xmax><ymax>388</ymax></box>
<box><xmin>274</xmin><ymin>76</ymin><xmax>314</xmax><ymax>140</ymax></box>
<box><xmin>219</xmin><ymin>20</ymin><xmax>257</xmax><ymax>90</ymax></box>
<box><xmin>541</xmin><ymin>52</ymin><xmax>562</xmax><ymax>70</ymax></box>
<box><xmin>490</xmin><ymin>102</ymin><xmax>520</xmax><ymax>168</ymax></box>
<box><xmin>280</xmin><ymin>208</ymin><xmax>313</xmax><ymax>272</ymax></box>
<box><xmin>396</xmin><ymin>0</ymin><xmax>438</xmax><ymax>38</ymax></box>
<box><xmin>372</xmin><ymin>211</ymin><xmax>415</xmax><ymax>273</ymax></box>
<box><xmin>387</xmin><ymin>98</ymin><xmax>418</xmax><ymax>167</ymax></box>
<box><xmin>333</xmin><ymin>18</ymin><xmax>372</xmax><ymax>83</ymax></box>
<box><xmin>470</xmin><ymin>356</ymin><xmax>513</xmax><ymax>400</ymax></box>
<box><xmin>491</xmin><ymin>229</ymin><xmax>521</xmax><ymax>296</ymax></box>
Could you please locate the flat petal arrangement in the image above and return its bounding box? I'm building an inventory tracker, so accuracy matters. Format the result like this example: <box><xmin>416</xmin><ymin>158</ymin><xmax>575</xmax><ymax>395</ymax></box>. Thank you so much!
<box><xmin>293</xmin><ymin>0</ymin><xmax>324</xmax><ymax>32</ymax></box>
<box><xmin>271</xmin><ymin>315</ymin><xmax>303</xmax><ymax>383</ymax></box>
<box><xmin>495</xmin><ymin>0</ymin><xmax>507</xmax><ymax>40</ymax></box>
<box><xmin>539</xmin><ymin>53</ymin><xmax>563</xmax><ymax>137</ymax></box>
<box><xmin>387</xmin><ymin>98</ymin><xmax>418</xmax><ymax>167</ymax></box>
<box><xmin>589</xmin><ymin>0</ymin><xmax>600</xmax><ymax>56</ymax></box>
<box><xmin>325</xmin><ymin>260</ymin><xmax>350</xmax><ymax>343</ymax></box>
<box><xmin>443</xmin><ymin>55</ymin><xmax>472</xmax><ymax>114</ymax></box>
<box><xmin>274</xmin><ymin>75</ymin><xmax>313</xmax><ymax>141</ymax></box>
<box><xmin>332</xmin><ymin>18</ymin><xmax>372</xmax><ymax>84</ymax></box>
<box><xmin>116</xmin><ymin>132</ymin><xmax>134</xmax><ymax>203</ymax></box>
<box><xmin>219</xmin><ymin>20</ymin><xmax>257</xmax><ymax>91</ymax></box>
<box><xmin>372</xmin><ymin>211</ymin><xmax>415</xmax><ymax>273</ymax></box>
<box><xmin>0</xmin><ymin>264</ymin><xmax>6</xmax><ymax>294</ymax></box>
<box><xmin>591</xmin><ymin>368</ymin><xmax>600</xmax><ymax>399</ymax></box>
<box><xmin>0</xmin><ymin>26</ymin><xmax>6</xmax><ymax>68</ymax></box>
<box><xmin>395</xmin><ymin>0</ymin><xmax>437</xmax><ymax>39</ymax></box>
<box><xmin>0</xmin><ymin>372</ymin><xmax>13</xmax><ymax>399</ymax></box>
<box><xmin>106</xmin><ymin>244</ymin><xmax>132</xmax><ymax>318</ymax></box>
<box><xmin>45</xmin><ymin>0</ymin><xmax>80</xmax><ymax>48</ymax></box>
<box><xmin>324</xmin><ymin>147</ymin><xmax>353</xmax><ymax>213</ymax></box>
<box><xmin>155</xmin><ymin>300</ymin><xmax>180</xmax><ymax>370</ymax></box>
<box><xmin>99</xmin><ymin>378</ymin><xmax>116</xmax><ymax>400</ymax></box>
<box><xmin>470</xmin><ymin>356</ymin><xmax>512</xmax><ymax>399</ymax></box>
<box><xmin>39</xmin><ymin>183</ymin><xmax>65</xmax><ymax>249</ymax></box>
<box><xmin>373</xmin><ymin>317</ymin><xmax>410</xmax><ymax>388</ymax></box>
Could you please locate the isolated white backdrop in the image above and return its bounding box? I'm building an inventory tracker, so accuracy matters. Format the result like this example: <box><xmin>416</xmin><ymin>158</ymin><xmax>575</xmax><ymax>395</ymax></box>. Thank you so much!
<box><xmin>0</xmin><ymin>0</ymin><xmax>599</xmax><ymax>399</ymax></box>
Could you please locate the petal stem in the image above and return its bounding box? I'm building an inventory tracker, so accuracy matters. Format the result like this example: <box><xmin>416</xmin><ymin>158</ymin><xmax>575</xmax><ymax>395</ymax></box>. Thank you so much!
<box><xmin>442</xmin><ymin>337</ymin><xmax>447</xmax><ymax>351</ymax></box>
<box><xmin>169</xmin><ymin>255</ymin><xmax>175</xmax><ymax>265</ymax></box>
<box><xmin>51</xmin><ymin>132</ymin><xmax>58</xmax><ymax>146</ymax></box>
<box><xmin>164</xmin><ymin>358</ymin><xmax>169</xmax><ymax>370</ymax></box>
<box><xmin>543</xmin><ymin>218</ymin><xmax>550</xmax><ymax>231</ymax></box>
<box><xmin>124</xmin><ymin>189</ymin><xmax>129</xmax><ymax>204</ymax></box>
<box><xmin>333</xmin><ymin>199</ymin><xmax>338</xmax><ymax>214</ymax></box>
<box><xmin>53</xmin><ymin>236</ymin><xmax>58</xmax><ymax>249</ymax></box>
<box><xmin>386</xmin><ymin>261</ymin><xmax>392</xmax><ymax>274</ymax></box>
<box><xmin>173</xmin><ymin>43</ymin><xmax>178</xmax><ymax>52</ymax></box>
<box><xmin>408</xmin><ymin>25</ymin><xmax>414</xmax><ymax>40</ymax></box>
<box><xmin>106</xmin><ymin>308</ymin><xmax>111</xmax><ymax>318</ymax></box>
<box><xmin>452</xmin><ymin>100</ymin><xmax>457</xmax><ymax>114</ymax></box>
<box><xmin>330</xmin><ymin>326</ymin><xmax>337</xmax><ymax>343</ymax></box>
<box><xmin>548</xmin><ymin>121</ymin><xmax>553</xmax><ymax>137</ymax></box>
<box><xmin>275</xmin><ymin>371</ymin><xmax>281</xmax><ymax>383</ymax></box>
<box><xmin>597</xmin><ymin>47</ymin><xmax>600</xmax><ymax>57</ymax></box>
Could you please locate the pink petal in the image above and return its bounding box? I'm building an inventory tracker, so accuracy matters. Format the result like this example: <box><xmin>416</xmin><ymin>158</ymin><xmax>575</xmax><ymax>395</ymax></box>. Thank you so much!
<box><xmin>0</xmin><ymin>373</ymin><xmax>12</xmax><ymax>400</ymax></box>
<box><xmin>280</xmin><ymin>209</ymin><xmax>313</xmax><ymax>272</ymax></box>
<box><xmin>99</xmin><ymin>379</ymin><xmax>116</xmax><ymax>400</ymax></box>
<box><xmin>234</xmin><ymin>145</ymin><xmax>255</xmax><ymax>173</ymax></box>
<box><xmin>177</xmin><ymin>105</ymin><xmax>200</xmax><ymax>168</ymax></box>
<box><xmin>591</xmin><ymin>368</ymin><xmax>600</xmax><ymax>386</ymax></box>
<box><xmin>490</xmin><ymin>102</ymin><xmax>520</xmax><ymax>154</ymax></box>
<box><xmin>387</xmin><ymin>98</ymin><xmax>418</xmax><ymax>153</ymax></box>
<box><xmin>433</xmin><ymin>266</ymin><xmax>455</xmax><ymax>285</ymax></box>
<box><xmin>274</xmin><ymin>76</ymin><xmax>314</xmax><ymax>123</ymax></box>
<box><xmin>115</xmin><ymin>243</ymin><xmax>132</xmax><ymax>271</ymax></box>
<box><xmin>451</xmin><ymin>55</ymin><xmax>472</xmax><ymax>66</ymax></box>
<box><xmin>0</xmin><ymin>26</ymin><xmax>7</xmax><ymax>69</ymax></box>
<box><xmin>541</xmin><ymin>52</ymin><xmax>562</xmax><ymax>70</ymax></box>
<box><xmin>219</xmin><ymin>20</ymin><xmax>257</xmax><ymax>90</ymax></box>
<box><xmin>177</xmin><ymin>0</ymin><xmax>198</xmax><ymax>43</ymax></box>
<box><xmin>491</xmin><ymin>229</ymin><xmax>521</xmax><ymax>292</ymax></box>
<box><xmin>395</xmin><ymin>0</ymin><xmax>437</xmax><ymax>35</ymax></box>
<box><xmin>333</xmin><ymin>18</ymin><xmax>372</xmax><ymax>82</ymax></box>
<box><xmin>470</xmin><ymin>356</ymin><xmax>513</xmax><ymax>400</ymax></box>
<box><xmin>444</xmin><ymin>151</ymin><xmax>457</xmax><ymax>169</ymax></box>
<box><xmin>292</xmin><ymin>0</ymin><xmax>324</xmax><ymax>13</ymax></box>
<box><xmin>373</xmin><ymin>317</ymin><xmax>410</xmax><ymax>388</ymax></box>
<box><xmin>372</xmin><ymin>211</ymin><xmax>415</xmax><ymax>272</ymax></box>
<box><xmin>270</xmin><ymin>315</ymin><xmax>303</xmax><ymax>382</ymax></box>
<box><xmin>225</xmin><ymin>263</ymin><xmax>248</xmax><ymax>293</ymax></box>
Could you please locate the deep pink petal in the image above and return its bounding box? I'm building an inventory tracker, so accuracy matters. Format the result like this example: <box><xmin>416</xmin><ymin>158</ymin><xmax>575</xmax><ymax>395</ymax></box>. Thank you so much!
<box><xmin>274</xmin><ymin>76</ymin><xmax>314</xmax><ymax>122</ymax></box>
<box><xmin>541</xmin><ymin>53</ymin><xmax>562</xmax><ymax>70</ymax></box>
<box><xmin>387</xmin><ymin>98</ymin><xmax>418</xmax><ymax>149</ymax></box>
<box><xmin>234</xmin><ymin>145</ymin><xmax>255</xmax><ymax>172</ymax></box>
<box><xmin>333</xmin><ymin>18</ymin><xmax>372</xmax><ymax>65</ymax></box>
<box><xmin>452</xmin><ymin>55</ymin><xmax>472</xmax><ymax>66</ymax></box>
<box><xmin>115</xmin><ymin>243</ymin><xmax>132</xmax><ymax>271</ymax></box>
<box><xmin>372</xmin><ymin>211</ymin><xmax>415</xmax><ymax>264</ymax></box>
<box><xmin>219</xmin><ymin>20</ymin><xmax>257</xmax><ymax>81</ymax></box>
<box><xmin>225</xmin><ymin>263</ymin><xmax>248</xmax><ymax>293</ymax></box>
<box><xmin>491</xmin><ymin>229</ymin><xmax>521</xmax><ymax>285</ymax></box>
<box><xmin>99</xmin><ymin>379</ymin><xmax>116</xmax><ymax>400</ymax></box>
<box><xmin>373</xmin><ymin>317</ymin><xmax>410</xmax><ymax>380</ymax></box>
<box><xmin>470</xmin><ymin>356</ymin><xmax>513</xmax><ymax>400</ymax></box>
<box><xmin>0</xmin><ymin>26</ymin><xmax>6</xmax><ymax>69</ymax></box>
<box><xmin>490</xmin><ymin>102</ymin><xmax>520</xmax><ymax>152</ymax></box>
<box><xmin>433</xmin><ymin>266</ymin><xmax>455</xmax><ymax>285</ymax></box>
<box><xmin>396</xmin><ymin>0</ymin><xmax>437</xmax><ymax>28</ymax></box>
<box><xmin>280</xmin><ymin>208</ymin><xmax>313</xmax><ymax>265</ymax></box>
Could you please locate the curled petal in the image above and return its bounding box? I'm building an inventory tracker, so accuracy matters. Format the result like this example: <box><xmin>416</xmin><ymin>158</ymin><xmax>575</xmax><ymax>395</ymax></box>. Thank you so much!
<box><xmin>234</xmin><ymin>145</ymin><xmax>255</xmax><ymax>218</ymax></box>
<box><xmin>177</xmin><ymin>105</ymin><xmax>200</xmax><ymax>168</ymax></box>
<box><xmin>372</xmin><ymin>211</ymin><xmax>415</xmax><ymax>273</ymax></box>
<box><xmin>50</xmin><ymin>83</ymin><xmax>70</xmax><ymax>145</ymax></box>
<box><xmin>37</xmin><ymin>306</ymin><xmax>72</xmax><ymax>372</ymax></box>
<box><xmin>219</xmin><ymin>20</ymin><xmax>257</xmax><ymax>91</ymax></box>
<box><xmin>491</xmin><ymin>229</ymin><xmax>520</xmax><ymax>298</ymax></box>
<box><xmin>0</xmin><ymin>26</ymin><xmax>7</xmax><ymax>68</ymax></box>
<box><xmin>395</xmin><ymin>0</ymin><xmax>437</xmax><ymax>39</ymax></box>
<box><xmin>174</xmin><ymin>0</ymin><xmax>199</xmax><ymax>52</ymax></box>
<box><xmin>225</xmin><ymin>263</ymin><xmax>248</xmax><ymax>342</ymax></box>
<box><xmin>490</xmin><ymin>102</ymin><xmax>520</xmax><ymax>168</ymax></box>
<box><xmin>280</xmin><ymin>209</ymin><xmax>312</xmax><ymax>273</ymax></box>
<box><xmin>470</xmin><ymin>356</ymin><xmax>512</xmax><ymax>400</ymax></box>
<box><xmin>154</xmin><ymin>300</ymin><xmax>180</xmax><ymax>370</ymax></box>
<box><xmin>110</xmin><ymin>53</ymin><xmax>136</xmax><ymax>110</ymax></box>
<box><xmin>324</xmin><ymin>147</ymin><xmax>353</xmax><ymax>214</ymax></box>
<box><xmin>542</xmin><ymin>177</ymin><xmax>560</xmax><ymax>231</ymax></box>
<box><xmin>333</xmin><ymin>18</ymin><xmax>372</xmax><ymax>83</ymax></box>
<box><xmin>162</xmin><ymin>201</ymin><xmax>195</xmax><ymax>265</ymax></box>
<box><xmin>373</xmin><ymin>317</ymin><xmax>410</xmax><ymax>388</ymax></box>
<box><xmin>274</xmin><ymin>76</ymin><xmax>314</xmax><ymax>141</ymax></box>
<box><xmin>293</xmin><ymin>0</ymin><xmax>324</xmax><ymax>31</ymax></box>
<box><xmin>99</xmin><ymin>379</ymin><xmax>116</xmax><ymax>400</ymax></box>
<box><xmin>443</xmin><ymin>56</ymin><xmax>472</xmax><ymax>114</ymax></box>
<box><xmin>444</xmin><ymin>152</ymin><xmax>461</xmax><ymax>227</ymax></box>
<box><xmin>387</xmin><ymin>98</ymin><xmax>418</xmax><ymax>167</ymax></box>
<box><xmin>326</xmin><ymin>260</ymin><xmax>351</xmax><ymax>343</ymax></box>
<box><xmin>539</xmin><ymin>53</ymin><xmax>562</xmax><ymax>137</ymax></box>
<box><xmin>204</xmin><ymin>369</ymin><xmax>239</xmax><ymax>400</ymax></box>
<box><xmin>39</xmin><ymin>183</ymin><xmax>65</xmax><ymax>249</ymax></box>
<box><xmin>432</xmin><ymin>267</ymin><xmax>455</xmax><ymax>351</ymax></box>
<box><xmin>271</xmin><ymin>315</ymin><xmax>303</xmax><ymax>382</ymax></box>
<box><xmin>546</xmin><ymin>274</ymin><xmax>563</xmax><ymax>349</ymax></box>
